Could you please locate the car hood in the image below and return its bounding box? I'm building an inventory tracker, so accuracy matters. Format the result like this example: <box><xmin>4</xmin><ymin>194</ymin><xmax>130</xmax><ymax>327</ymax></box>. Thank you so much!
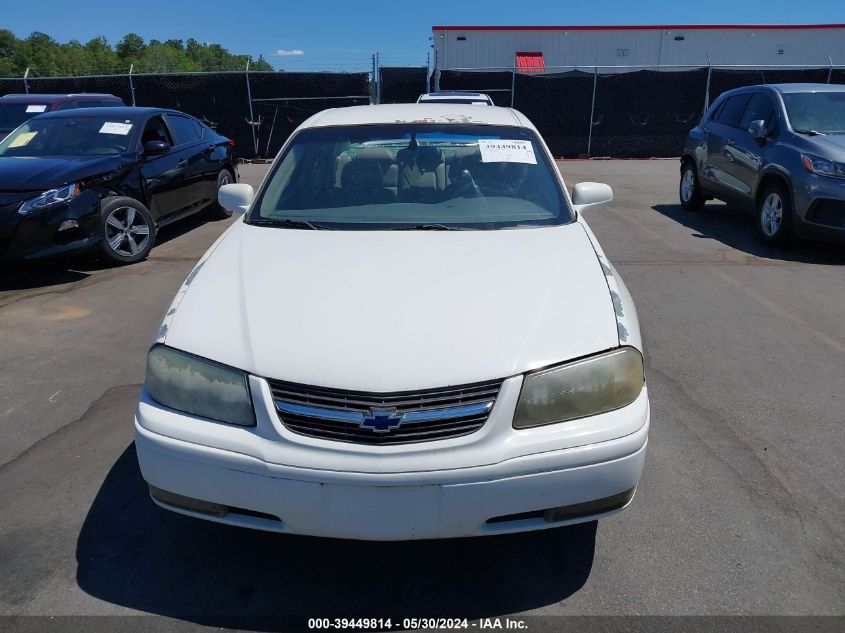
<box><xmin>0</xmin><ymin>155</ymin><xmax>128</xmax><ymax>191</ymax></box>
<box><xmin>806</xmin><ymin>133</ymin><xmax>845</xmax><ymax>158</ymax></box>
<box><xmin>164</xmin><ymin>221</ymin><xmax>621</xmax><ymax>391</ymax></box>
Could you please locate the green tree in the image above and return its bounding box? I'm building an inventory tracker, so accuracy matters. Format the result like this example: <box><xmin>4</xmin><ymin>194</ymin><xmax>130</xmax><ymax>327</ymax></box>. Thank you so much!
<box><xmin>0</xmin><ymin>30</ymin><xmax>276</xmax><ymax>77</ymax></box>
<box><xmin>0</xmin><ymin>29</ymin><xmax>22</xmax><ymax>76</ymax></box>
<box><xmin>83</xmin><ymin>36</ymin><xmax>119</xmax><ymax>74</ymax></box>
<box><xmin>115</xmin><ymin>33</ymin><xmax>145</xmax><ymax>65</ymax></box>
<box><xmin>24</xmin><ymin>31</ymin><xmax>61</xmax><ymax>76</ymax></box>
<box><xmin>251</xmin><ymin>54</ymin><xmax>274</xmax><ymax>71</ymax></box>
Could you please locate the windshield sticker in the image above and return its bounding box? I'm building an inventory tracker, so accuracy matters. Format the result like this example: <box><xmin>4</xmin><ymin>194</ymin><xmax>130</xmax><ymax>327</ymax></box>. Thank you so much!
<box><xmin>8</xmin><ymin>131</ymin><xmax>37</xmax><ymax>148</ymax></box>
<box><xmin>99</xmin><ymin>121</ymin><xmax>133</xmax><ymax>135</ymax></box>
<box><xmin>25</xmin><ymin>105</ymin><xmax>48</xmax><ymax>113</ymax></box>
<box><xmin>478</xmin><ymin>139</ymin><xmax>537</xmax><ymax>164</ymax></box>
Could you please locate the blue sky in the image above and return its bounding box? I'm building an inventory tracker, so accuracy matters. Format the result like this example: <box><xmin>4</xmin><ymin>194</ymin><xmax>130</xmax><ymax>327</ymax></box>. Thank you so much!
<box><xmin>5</xmin><ymin>0</ymin><xmax>844</xmax><ymax>71</ymax></box>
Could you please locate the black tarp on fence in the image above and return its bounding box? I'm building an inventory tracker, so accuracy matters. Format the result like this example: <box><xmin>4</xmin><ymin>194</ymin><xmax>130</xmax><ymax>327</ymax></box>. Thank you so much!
<box><xmin>379</xmin><ymin>67</ymin><xmax>428</xmax><ymax>104</ymax></box>
<box><xmin>513</xmin><ymin>71</ymin><xmax>594</xmax><ymax>157</ymax></box>
<box><xmin>0</xmin><ymin>71</ymin><xmax>370</xmax><ymax>158</ymax></box>
<box><xmin>589</xmin><ymin>69</ymin><xmax>709</xmax><ymax>158</ymax></box>
<box><xmin>2</xmin><ymin>67</ymin><xmax>843</xmax><ymax>159</ymax></box>
<box><xmin>435</xmin><ymin>70</ymin><xmax>514</xmax><ymax>106</ymax></box>
<box><xmin>428</xmin><ymin>66</ymin><xmax>844</xmax><ymax>157</ymax></box>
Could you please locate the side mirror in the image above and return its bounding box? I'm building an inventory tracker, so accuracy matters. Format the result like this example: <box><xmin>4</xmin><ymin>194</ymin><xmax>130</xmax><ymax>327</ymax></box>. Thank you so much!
<box><xmin>143</xmin><ymin>140</ymin><xmax>170</xmax><ymax>155</ymax></box>
<box><xmin>572</xmin><ymin>182</ymin><xmax>613</xmax><ymax>208</ymax></box>
<box><xmin>748</xmin><ymin>119</ymin><xmax>767</xmax><ymax>142</ymax></box>
<box><xmin>218</xmin><ymin>183</ymin><xmax>254</xmax><ymax>215</ymax></box>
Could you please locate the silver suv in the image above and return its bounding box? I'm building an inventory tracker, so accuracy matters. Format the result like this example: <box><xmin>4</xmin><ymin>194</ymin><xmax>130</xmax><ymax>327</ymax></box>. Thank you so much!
<box><xmin>680</xmin><ymin>84</ymin><xmax>845</xmax><ymax>245</ymax></box>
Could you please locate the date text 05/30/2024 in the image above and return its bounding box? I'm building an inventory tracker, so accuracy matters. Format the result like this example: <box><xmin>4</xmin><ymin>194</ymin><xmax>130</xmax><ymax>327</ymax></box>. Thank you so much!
<box><xmin>307</xmin><ymin>617</ymin><xmax>529</xmax><ymax>630</ymax></box>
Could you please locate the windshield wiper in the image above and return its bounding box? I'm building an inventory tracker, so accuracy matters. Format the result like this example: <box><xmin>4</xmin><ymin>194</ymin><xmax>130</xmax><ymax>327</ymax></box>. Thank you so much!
<box><xmin>793</xmin><ymin>128</ymin><xmax>826</xmax><ymax>136</ymax></box>
<box><xmin>250</xmin><ymin>218</ymin><xmax>332</xmax><ymax>230</ymax></box>
<box><xmin>391</xmin><ymin>223</ymin><xmax>460</xmax><ymax>231</ymax></box>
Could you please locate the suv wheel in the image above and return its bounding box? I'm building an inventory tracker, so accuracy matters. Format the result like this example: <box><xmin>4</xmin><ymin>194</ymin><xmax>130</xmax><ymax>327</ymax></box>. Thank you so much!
<box><xmin>679</xmin><ymin>162</ymin><xmax>705</xmax><ymax>211</ymax></box>
<box><xmin>757</xmin><ymin>183</ymin><xmax>793</xmax><ymax>245</ymax></box>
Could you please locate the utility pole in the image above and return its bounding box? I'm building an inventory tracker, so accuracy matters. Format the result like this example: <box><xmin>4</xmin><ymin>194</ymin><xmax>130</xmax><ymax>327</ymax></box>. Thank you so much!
<box><xmin>433</xmin><ymin>44</ymin><xmax>441</xmax><ymax>92</ymax></box>
<box><xmin>510</xmin><ymin>58</ymin><xmax>516</xmax><ymax>108</ymax></box>
<box><xmin>245</xmin><ymin>59</ymin><xmax>257</xmax><ymax>157</ymax></box>
<box><xmin>586</xmin><ymin>57</ymin><xmax>598</xmax><ymax>158</ymax></box>
<box><xmin>703</xmin><ymin>54</ymin><xmax>712</xmax><ymax>116</ymax></box>
<box><xmin>371</xmin><ymin>54</ymin><xmax>377</xmax><ymax>104</ymax></box>
<box><xmin>128</xmin><ymin>64</ymin><xmax>136</xmax><ymax>106</ymax></box>
<box><xmin>23</xmin><ymin>67</ymin><xmax>30</xmax><ymax>94</ymax></box>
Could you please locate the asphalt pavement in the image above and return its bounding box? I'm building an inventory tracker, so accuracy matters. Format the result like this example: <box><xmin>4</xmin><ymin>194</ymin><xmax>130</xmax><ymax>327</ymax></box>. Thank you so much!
<box><xmin>0</xmin><ymin>161</ymin><xmax>843</xmax><ymax>628</ymax></box>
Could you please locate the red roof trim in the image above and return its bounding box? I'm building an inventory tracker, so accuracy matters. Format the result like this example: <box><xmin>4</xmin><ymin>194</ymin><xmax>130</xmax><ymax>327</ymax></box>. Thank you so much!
<box><xmin>433</xmin><ymin>24</ymin><xmax>845</xmax><ymax>32</ymax></box>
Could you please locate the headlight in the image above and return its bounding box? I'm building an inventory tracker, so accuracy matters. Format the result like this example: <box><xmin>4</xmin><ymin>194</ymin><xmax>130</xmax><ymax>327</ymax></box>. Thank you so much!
<box><xmin>18</xmin><ymin>182</ymin><xmax>81</xmax><ymax>215</ymax></box>
<box><xmin>801</xmin><ymin>154</ymin><xmax>845</xmax><ymax>179</ymax></box>
<box><xmin>145</xmin><ymin>345</ymin><xmax>255</xmax><ymax>426</ymax></box>
<box><xmin>513</xmin><ymin>347</ymin><xmax>644</xmax><ymax>429</ymax></box>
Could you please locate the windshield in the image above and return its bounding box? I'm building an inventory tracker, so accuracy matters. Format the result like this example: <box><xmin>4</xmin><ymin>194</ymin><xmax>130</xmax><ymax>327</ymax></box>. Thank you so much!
<box><xmin>0</xmin><ymin>115</ymin><xmax>138</xmax><ymax>157</ymax></box>
<box><xmin>783</xmin><ymin>91</ymin><xmax>845</xmax><ymax>134</ymax></box>
<box><xmin>0</xmin><ymin>103</ymin><xmax>50</xmax><ymax>133</ymax></box>
<box><xmin>421</xmin><ymin>99</ymin><xmax>491</xmax><ymax>105</ymax></box>
<box><xmin>250</xmin><ymin>124</ymin><xmax>571</xmax><ymax>230</ymax></box>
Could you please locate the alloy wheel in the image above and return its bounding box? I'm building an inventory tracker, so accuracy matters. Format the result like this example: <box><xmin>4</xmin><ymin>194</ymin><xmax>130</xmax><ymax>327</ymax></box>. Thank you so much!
<box><xmin>760</xmin><ymin>192</ymin><xmax>783</xmax><ymax>237</ymax></box>
<box><xmin>680</xmin><ymin>168</ymin><xmax>695</xmax><ymax>202</ymax></box>
<box><xmin>104</xmin><ymin>206</ymin><xmax>151</xmax><ymax>257</ymax></box>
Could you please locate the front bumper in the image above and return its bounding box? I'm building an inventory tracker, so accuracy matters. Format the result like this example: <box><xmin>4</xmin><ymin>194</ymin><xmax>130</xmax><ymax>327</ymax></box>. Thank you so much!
<box><xmin>793</xmin><ymin>174</ymin><xmax>845</xmax><ymax>243</ymax></box>
<box><xmin>0</xmin><ymin>190</ymin><xmax>102</xmax><ymax>261</ymax></box>
<box><xmin>135</xmin><ymin>375</ymin><xmax>649</xmax><ymax>540</ymax></box>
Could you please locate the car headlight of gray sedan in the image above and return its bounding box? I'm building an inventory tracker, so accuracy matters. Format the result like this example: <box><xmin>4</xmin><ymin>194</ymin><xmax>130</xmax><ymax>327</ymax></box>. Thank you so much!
<box><xmin>145</xmin><ymin>345</ymin><xmax>255</xmax><ymax>426</ymax></box>
<box><xmin>513</xmin><ymin>347</ymin><xmax>644</xmax><ymax>429</ymax></box>
<box><xmin>801</xmin><ymin>154</ymin><xmax>845</xmax><ymax>179</ymax></box>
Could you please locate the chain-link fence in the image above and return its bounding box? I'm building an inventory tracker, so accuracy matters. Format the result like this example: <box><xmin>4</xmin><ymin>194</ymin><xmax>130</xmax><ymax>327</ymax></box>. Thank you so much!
<box><xmin>0</xmin><ymin>70</ymin><xmax>371</xmax><ymax>159</ymax></box>
<box><xmin>396</xmin><ymin>64</ymin><xmax>845</xmax><ymax>158</ymax></box>
<box><xmin>378</xmin><ymin>67</ymin><xmax>429</xmax><ymax>104</ymax></box>
<box><xmin>1</xmin><ymin>63</ymin><xmax>843</xmax><ymax>158</ymax></box>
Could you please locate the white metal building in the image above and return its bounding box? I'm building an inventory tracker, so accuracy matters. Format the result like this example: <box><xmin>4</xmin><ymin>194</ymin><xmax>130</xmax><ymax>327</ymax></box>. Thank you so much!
<box><xmin>431</xmin><ymin>24</ymin><xmax>845</xmax><ymax>71</ymax></box>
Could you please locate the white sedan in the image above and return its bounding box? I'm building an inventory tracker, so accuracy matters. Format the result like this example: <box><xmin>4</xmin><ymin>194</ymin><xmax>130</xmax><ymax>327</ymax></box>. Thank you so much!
<box><xmin>135</xmin><ymin>103</ymin><xmax>649</xmax><ymax>540</ymax></box>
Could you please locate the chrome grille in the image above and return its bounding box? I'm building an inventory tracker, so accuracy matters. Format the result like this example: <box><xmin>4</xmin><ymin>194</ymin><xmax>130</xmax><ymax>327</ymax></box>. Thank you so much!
<box><xmin>267</xmin><ymin>378</ymin><xmax>502</xmax><ymax>445</ymax></box>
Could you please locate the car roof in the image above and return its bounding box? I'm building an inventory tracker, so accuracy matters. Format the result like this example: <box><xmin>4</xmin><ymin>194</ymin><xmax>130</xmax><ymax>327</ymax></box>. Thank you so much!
<box><xmin>424</xmin><ymin>91</ymin><xmax>490</xmax><ymax>97</ymax></box>
<box><xmin>721</xmin><ymin>83</ymin><xmax>845</xmax><ymax>98</ymax></box>
<box><xmin>33</xmin><ymin>106</ymin><xmax>177</xmax><ymax>119</ymax></box>
<box><xmin>0</xmin><ymin>93</ymin><xmax>121</xmax><ymax>103</ymax></box>
<box><xmin>767</xmin><ymin>83</ymin><xmax>845</xmax><ymax>94</ymax></box>
<box><xmin>302</xmin><ymin>104</ymin><xmax>529</xmax><ymax>129</ymax></box>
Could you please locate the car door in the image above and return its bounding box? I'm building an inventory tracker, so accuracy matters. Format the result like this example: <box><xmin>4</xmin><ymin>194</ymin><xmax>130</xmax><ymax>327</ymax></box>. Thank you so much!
<box><xmin>164</xmin><ymin>113</ymin><xmax>218</xmax><ymax>213</ymax></box>
<box><xmin>721</xmin><ymin>92</ymin><xmax>780</xmax><ymax>203</ymax></box>
<box><xmin>138</xmin><ymin>114</ymin><xmax>189</xmax><ymax>223</ymax></box>
<box><xmin>704</xmin><ymin>92</ymin><xmax>753</xmax><ymax>202</ymax></box>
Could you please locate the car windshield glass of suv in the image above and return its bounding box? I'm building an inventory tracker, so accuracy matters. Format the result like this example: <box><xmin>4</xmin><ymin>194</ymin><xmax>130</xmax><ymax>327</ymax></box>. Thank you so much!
<box><xmin>0</xmin><ymin>115</ymin><xmax>138</xmax><ymax>156</ymax></box>
<box><xmin>783</xmin><ymin>91</ymin><xmax>845</xmax><ymax>134</ymax></box>
<box><xmin>251</xmin><ymin>124</ymin><xmax>571</xmax><ymax>230</ymax></box>
<box><xmin>0</xmin><ymin>103</ymin><xmax>50</xmax><ymax>133</ymax></box>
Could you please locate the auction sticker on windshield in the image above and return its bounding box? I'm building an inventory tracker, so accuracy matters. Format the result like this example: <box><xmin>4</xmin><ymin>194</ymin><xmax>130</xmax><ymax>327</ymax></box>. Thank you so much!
<box><xmin>25</xmin><ymin>105</ymin><xmax>47</xmax><ymax>113</ymax></box>
<box><xmin>8</xmin><ymin>131</ymin><xmax>36</xmax><ymax>148</ymax></box>
<box><xmin>478</xmin><ymin>139</ymin><xmax>537</xmax><ymax>164</ymax></box>
<box><xmin>99</xmin><ymin>122</ymin><xmax>133</xmax><ymax>135</ymax></box>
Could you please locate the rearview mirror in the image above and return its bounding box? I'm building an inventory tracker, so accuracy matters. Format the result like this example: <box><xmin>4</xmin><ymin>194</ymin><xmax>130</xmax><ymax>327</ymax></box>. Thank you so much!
<box><xmin>218</xmin><ymin>183</ymin><xmax>254</xmax><ymax>214</ymax></box>
<box><xmin>572</xmin><ymin>182</ymin><xmax>613</xmax><ymax>208</ymax></box>
<box><xmin>748</xmin><ymin>119</ymin><xmax>767</xmax><ymax>142</ymax></box>
<box><xmin>143</xmin><ymin>140</ymin><xmax>170</xmax><ymax>155</ymax></box>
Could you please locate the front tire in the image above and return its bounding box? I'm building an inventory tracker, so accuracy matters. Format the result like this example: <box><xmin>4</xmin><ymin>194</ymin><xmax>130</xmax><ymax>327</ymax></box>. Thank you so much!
<box><xmin>99</xmin><ymin>197</ymin><xmax>155</xmax><ymax>265</ymax></box>
<box><xmin>756</xmin><ymin>183</ymin><xmax>793</xmax><ymax>246</ymax></box>
<box><xmin>679</xmin><ymin>161</ymin><xmax>706</xmax><ymax>211</ymax></box>
<box><xmin>206</xmin><ymin>168</ymin><xmax>235</xmax><ymax>220</ymax></box>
